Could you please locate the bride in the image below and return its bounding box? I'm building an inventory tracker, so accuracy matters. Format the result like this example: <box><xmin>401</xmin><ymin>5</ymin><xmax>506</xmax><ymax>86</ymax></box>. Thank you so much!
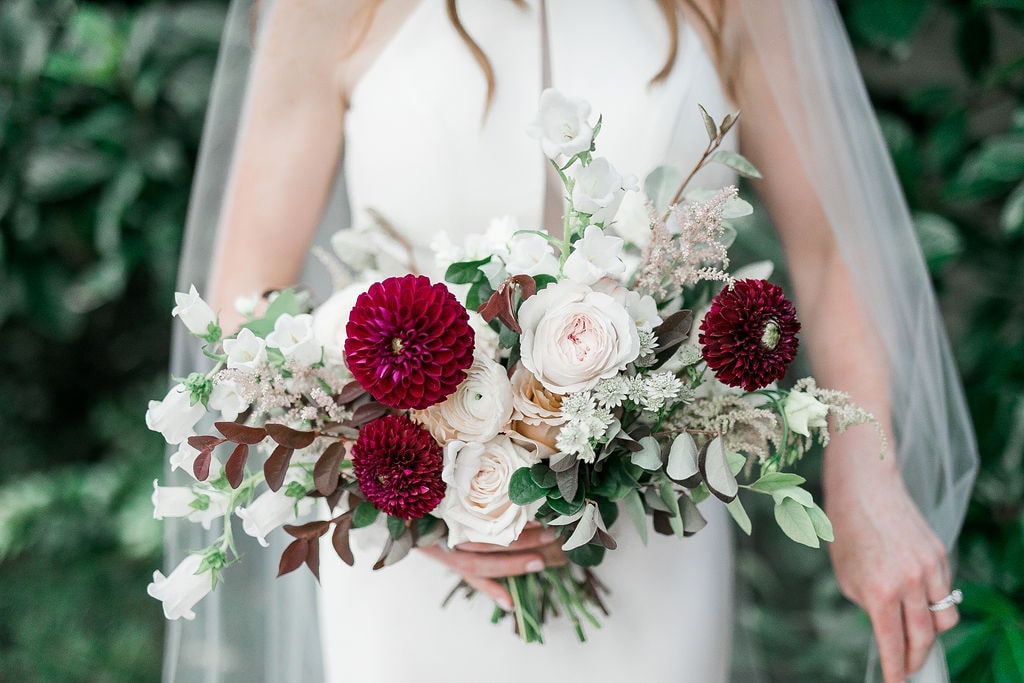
<box><xmin>164</xmin><ymin>1</ymin><xmax>977</xmax><ymax>681</ymax></box>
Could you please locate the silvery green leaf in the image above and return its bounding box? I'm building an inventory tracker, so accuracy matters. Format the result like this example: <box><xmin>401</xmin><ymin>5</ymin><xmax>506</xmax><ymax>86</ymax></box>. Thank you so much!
<box><xmin>806</xmin><ymin>504</ymin><xmax>835</xmax><ymax>542</ymax></box>
<box><xmin>698</xmin><ymin>104</ymin><xmax>718</xmax><ymax>143</ymax></box>
<box><xmin>666</xmin><ymin>433</ymin><xmax>699</xmax><ymax>481</ymax></box>
<box><xmin>726</xmin><ymin>497</ymin><xmax>752</xmax><ymax>535</ymax></box>
<box><xmin>721</xmin><ymin>196</ymin><xmax>753</xmax><ymax>219</ymax></box>
<box><xmin>749</xmin><ymin>472</ymin><xmax>807</xmax><ymax>493</ymax></box>
<box><xmin>770</xmin><ymin>485</ymin><xmax>815</xmax><ymax>508</ymax></box>
<box><xmin>658</xmin><ymin>478</ymin><xmax>685</xmax><ymax>538</ymax></box>
<box><xmin>720</xmin><ymin>223</ymin><xmax>737</xmax><ymax>248</ymax></box>
<box><xmin>698</xmin><ymin>436</ymin><xmax>738</xmax><ymax>502</ymax></box>
<box><xmin>622</xmin><ymin>488</ymin><xmax>648</xmax><ymax>545</ymax></box>
<box><xmin>479</xmin><ymin>258</ymin><xmax>509</xmax><ymax>289</ymax></box>
<box><xmin>631</xmin><ymin>436</ymin><xmax>662</xmax><ymax>471</ymax></box>
<box><xmin>560</xmin><ymin>501</ymin><xmax>599</xmax><ymax>551</ymax></box>
<box><xmin>732</xmin><ymin>260</ymin><xmax>774</xmax><ymax>282</ymax></box>
<box><xmin>709</xmin><ymin>149</ymin><xmax>762</xmax><ymax>178</ymax></box>
<box><xmin>774</xmin><ymin>497</ymin><xmax>819</xmax><ymax>548</ymax></box>
<box><xmin>678</xmin><ymin>493</ymin><xmax>707</xmax><ymax>535</ymax></box>
<box><xmin>644</xmin><ymin>486</ymin><xmax>671</xmax><ymax>513</ymax></box>
<box><xmin>1001</xmin><ymin>179</ymin><xmax>1024</xmax><ymax>237</ymax></box>
<box><xmin>726</xmin><ymin>449</ymin><xmax>746</xmax><ymax>476</ymax></box>
<box><xmin>548</xmin><ymin>508</ymin><xmax>586</xmax><ymax>525</ymax></box>
<box><xmin>644</xmin><ymin>165</ymin><xmax>684</xmax><ymax>213</ymax></box>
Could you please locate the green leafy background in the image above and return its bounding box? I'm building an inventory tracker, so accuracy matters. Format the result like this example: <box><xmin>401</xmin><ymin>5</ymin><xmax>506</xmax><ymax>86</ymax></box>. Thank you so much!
<box><xmin>0</xmin><ymin>1</ymin><xmax>1020</xmax><ymax>680</ymax></box>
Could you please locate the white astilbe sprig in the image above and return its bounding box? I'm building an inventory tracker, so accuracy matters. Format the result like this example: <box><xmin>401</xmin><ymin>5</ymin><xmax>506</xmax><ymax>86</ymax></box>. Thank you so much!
<box><xmin>634</xmin><ymin>187</ymin><xmax>738</xmax><ymax>298</ymax></box>
<box><xmin>790</xmin><ymin>377</ymin><xmax>886</xmax><ymax>455</ymax></box>
<box><xmin>673</xmin><ymin>395</ymin><xmax>781</xmax><ymax>462</ymax></box>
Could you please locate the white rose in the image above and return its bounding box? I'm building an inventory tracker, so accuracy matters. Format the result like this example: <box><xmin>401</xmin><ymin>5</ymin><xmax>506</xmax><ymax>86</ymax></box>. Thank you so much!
<box><xmin>783</xmin><ymin>391</ymin><xmax>830</xmax><ymax>437</ymax></box>
<box><xmin>151</xmin><ymin>480</ymin><xmax>230</xmax><ymax>530</ymax></box>
<box><xmin>505</xmin><ymin>232</ymin><xmax>559</xmax><ymax>278</ymax></box>
<box><xmin>413</xmin><ymin>352</ymin><xmax>514</xmax><ymax>444</ymax></box>
<box><xmin>468</xmin><ymin>311</ymin><xmax>500</xmax><ymax>360</ymax></box>
<box><xmin>236</xmin><ymin>489</ymin><xmax>314</xmax><ymax>547</ymax></box>
<box><xmin>146</xmin><ymin>383</ymin><xmax>206</xmax><ymax>445</ymax></box>
<box><xmin>591</xmin><ymin>279</ymin><xmax>662</xmax><ymax>332</ymax></box>
<box><xmin>518</xmin><ymin>280</ymin><xmax>640</xmax><ymax>394</ymax></box>
<box><xmin>570</xmin><ymin>157</ymin><xmax>637</xmax><ymax>225</ymax></box>
<box><xmin>223</xmin><ymin>328</ymin><xmax>267</xmax><ymax>370</ymax></box>
<box><xmin>312</xmin><ymin>282</ymin><xmax>370</xmax><ymax>365</ymax></box>
<box><xmin>208</xmin><ymin>379</ymin><xmax>248</xmax><ymax>422</ymax></box>
<box><xmin>436</xmin><ymin>435</ymin><xmax>543</xmax><ymax>547</ymax></box>
<box><xmin>527</xmin><ymin>88</ymin><xmax>594</xmax><ymax>160</ymax></box>
<box><xmin>562</xmin><ymin>225</ymin><xmax>626</xmax><ymax>285</ymax></box>
<box><xmin>147</xmin><ymin>553</ymin><xmax>214</xmax><ymax>620</ymax></box>
<box><xmin>172</xmin><ymin>285</ymin><xmax>217</xmax><ymax>337</ymax></box>
<box><xmin>265</xmin><ymin>313</ymin><xmax>321</xmax><ymax>366</ymax></box>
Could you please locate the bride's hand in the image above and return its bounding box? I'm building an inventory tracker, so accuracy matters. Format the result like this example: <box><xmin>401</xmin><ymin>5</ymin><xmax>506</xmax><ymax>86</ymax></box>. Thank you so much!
<box><xmin>417</xmin><ymin>524</ymin><xmax>567</xmax><ymax>610</ymax></box>
<box><xmin>826</xmin><ymin>466</ymin><xmax>958</xmax><ymax>683</ymax></box>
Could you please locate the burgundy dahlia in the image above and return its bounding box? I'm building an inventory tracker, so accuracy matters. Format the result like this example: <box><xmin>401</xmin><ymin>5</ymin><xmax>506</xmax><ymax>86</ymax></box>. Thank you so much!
<box><xmin>344</xmin><ymin>274</ymin><xmax>474</xmax><ymax>410</ymax></box>
<box><xmin>698</xmin><ymin>279</ymin><xmax>800</xmax><ymax>391</ymax></box>
<box><xmin>351</xmin><ymin>414</ymin><xmax>446</xmax><ymax>520</ymax></box>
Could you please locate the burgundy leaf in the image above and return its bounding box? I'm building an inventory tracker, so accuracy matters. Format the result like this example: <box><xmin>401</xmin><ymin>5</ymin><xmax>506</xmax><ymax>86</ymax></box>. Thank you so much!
<box><xmin>215</xmin><ymin>422</ymin><xmax>267</xmax><ymax>445</ymax></box>
<box><xmin>349</xmin><ymin>402</ymin><xmax>389</xmax><ymax>427</ymax></box>
<box><xmin>314</xmin><ymin>441</ymin><xmax>346</xmax><ymax>496</ymax></box>
<box><xmin>192</xmin><ymin>450</ymin><xmax>213</xmax><ymax>481</ymax></box>
<box><xmin>596</xmin><ymin>528</ymin><xmax>618</xmax><ymax>550</ymax></box>
<box><xmin>304</xmin><ymin>538</ymin><xmax>321</xmax><ymax>582</ymax></box>
<box><xmin>283</xmin><ymin>520</ymin><xmax>330</xmax><ymax>540</ymax></box>
<box><xmin>277</xmin><ymin>538</ymin><xmax>308</xmax><ymax>577</ymax></box>
<box><xmin>336</xmin><ymin>380</ymin><xmax>367</xmax><ymax>405</ymax></box>
<box><xmin>265</xmin><ymin>423</ymin><xmax>316</xmax><ymax>449</ymax></box>
<box><xmin>264</xmin><ymin>444</ymin><xmax>294</xmax><ymax>492</ymax></box>
<box><xmin>188</xmin><ymin>435</ymin><xmax>223</xmax><ymax>451</ymax></box>
<box><xmin>325</xmin><ymin>486</ymin><xmax>345</xmax><ymax>512</ymax></box>
<box><xmin>653</xmin><ymin>309</ymin><xmax>694</xmax><ymax>364</ymax></box>
<box><xmin>225</xmin><ymin>443</ymin><xmax>249</xmax><ymax>488</ymax></box>
<box><xmin>332</xmin><ymin>517</ymin><xmax>355</xmax><ymax>566</ymax></box>
<box><xmin>476</xmin><ymin>275</ymin><xmax>536</xmax><ymax>335</ymax></box>
<box><xmin>652</xmin><ymin>510</ymin><xmax>674</xmax><ymax>536</ymax></box>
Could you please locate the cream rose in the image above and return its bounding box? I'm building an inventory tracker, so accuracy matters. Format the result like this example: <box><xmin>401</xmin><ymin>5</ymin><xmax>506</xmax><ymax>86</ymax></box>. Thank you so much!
<box><xmin>518</xmin><ymin>280</ymin><xmax>640</xmax><ymax>394</ymax></box>
<box><xmin>436</xmin><ymin>435</ymin><xmax>543</xmax><ymax>547</ymax></box>
<box><xmin>413</xmin><ymin>352</ymin><xmax>514</xmax><ymax>444</ymax></box>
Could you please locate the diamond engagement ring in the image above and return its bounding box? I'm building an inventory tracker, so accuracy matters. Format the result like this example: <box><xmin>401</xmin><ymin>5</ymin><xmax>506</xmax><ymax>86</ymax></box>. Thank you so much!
<box><xmin>928</xmin><ymin>589</ymin><xmax>963</xmax><ymax>612</ymax></box>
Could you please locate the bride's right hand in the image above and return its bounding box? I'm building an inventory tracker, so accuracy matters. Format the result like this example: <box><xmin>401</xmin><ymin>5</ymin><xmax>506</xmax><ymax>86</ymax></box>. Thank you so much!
<box><xmin>417</xmin><ymin>525</ymin><xmax>567</xmax><ymax>610</ymax></box>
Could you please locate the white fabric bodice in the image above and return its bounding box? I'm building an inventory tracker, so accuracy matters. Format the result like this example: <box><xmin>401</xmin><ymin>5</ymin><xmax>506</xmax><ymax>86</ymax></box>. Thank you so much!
<box><xmin>321</xmin><ymin>3</ymin><xmax>735</xmax><ymax>681</ymax></box>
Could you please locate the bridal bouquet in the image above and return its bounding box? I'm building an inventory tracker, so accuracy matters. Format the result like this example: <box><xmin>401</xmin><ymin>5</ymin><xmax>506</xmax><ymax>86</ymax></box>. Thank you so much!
<box><xmin>146</xmin><ymin>89</ymin><xmax>877</xmax><ymax>641</ymax></box>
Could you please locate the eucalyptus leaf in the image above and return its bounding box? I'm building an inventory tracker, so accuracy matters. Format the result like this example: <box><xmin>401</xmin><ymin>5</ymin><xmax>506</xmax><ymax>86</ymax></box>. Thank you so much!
<box><xmin>678</xmin><ymin>493</ymin><xmax>707</xmax><ymax>535</ymax></box>
<box><xmin>666</xmin><ymin>433</ymin><xmax>699</xmax><ymax>481</ymax></box>
<box><xmin>709</xmin><ymin>149</ymin><xmax>762</xmax><ymax>179</ymax></box>
<box><xmin>658</xmin><ymin>478</ymin><xmax>685</xmax><ymax>539</ymax></box>
<box><xmin>773</xmin><ymin>497</ymin><xmax>819</xmax><ymax>548</ymax></box>
<box><xmin>631</xmin><ymin>436</ymin><xmax>662</xmax><ymax>471</ymax></box>
<box><xmin>698</xmin><ymin>436</ymin><xmax>738</xmax><ymax>502</ymax></box>
<box><xmin>622</xmin><ymin>488</ymin><xmax>648</xmax><ymax>545</ymax></box>
<box><xmin>644</xmin><ymin>165</ymin><xmax>684</xmax><ymax>213</ymax></box>
<box><xmin>560</xmin><ymin>502</ymin><xmax>599</xmax><ymax>551</ymax></box>
<box><xmin>726</xmin><ymin>497</ymin><xmax>752</xmax><ymax>535</ymax></box>
<box><xmin>698</xmin><ymin>104</ymin><xmax>718</xmax><ymax>143</ymax></box>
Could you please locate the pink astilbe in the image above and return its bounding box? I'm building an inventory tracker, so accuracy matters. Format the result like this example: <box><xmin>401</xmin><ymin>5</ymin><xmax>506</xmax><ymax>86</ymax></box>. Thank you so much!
<box><xmin>634</xmin><ymin>187</ymin><xmax>737</xmax><ymax>298</ymax></box>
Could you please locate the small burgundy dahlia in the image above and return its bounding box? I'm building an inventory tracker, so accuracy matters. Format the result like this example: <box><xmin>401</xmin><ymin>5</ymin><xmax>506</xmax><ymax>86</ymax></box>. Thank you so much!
<box><xmin>698</xmin><ymin>279</ymin><xmax>800</xmax><ymax>392</ymax></box>
<box><xmin>344</xmin><ymin>274</ymin><xmax>474</xmax><ymax>410</ymax></box>
<box><xmin>351</xmin><ymin>414</ymin><xmax>446</xmax><ymax>520</ymax></box>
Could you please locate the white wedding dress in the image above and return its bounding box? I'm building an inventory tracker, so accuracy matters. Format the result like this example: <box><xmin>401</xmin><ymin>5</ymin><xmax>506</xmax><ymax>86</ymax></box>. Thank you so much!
<box><xmin>319</xmin><ymin>2</ymin><xmax>736</xmax><ymax>681</ymax></box>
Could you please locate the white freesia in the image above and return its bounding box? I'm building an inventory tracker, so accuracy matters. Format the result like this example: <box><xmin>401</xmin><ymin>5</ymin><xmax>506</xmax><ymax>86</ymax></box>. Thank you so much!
<box><xmin>518</xmin><ymin>280</ymin><xmax>640</xmax><ymax>394</ymax></box>
<box><xmin>146</xmin><ymin>383</ymin><xmax>205</xmax><ymax>445</ymax></box>
<box><xmin>223</xmin><ymin>328</ymin><xmax>267</xmax><ymax>370</ymax></box>
<box><xmin>570</xmin><ymin>157</ymin><xmax>637</xmax><ymax>225</ymax></box>
<box><xmin>236</xmin><ymin>489</ymin><xmax>314</xmax><ymax>547</ymax></box>
<box><xmin>265</xmin><ymin>313</ymin><xmax>321</xmax><ymax>366</ymax></box>
<box><xmin>312</xmin><ymin>282</ymin><xmax>370</xmax><ymax>365</ymax></box>
<box><xmin>527</xmin><ymin>88</ymin><xmax>593</xmax><ymax>160</ymax></box>
<box><xmin>437</xmin><ymin>436</ymin><xmax>543</xmax><ymax>547</ymax></box>
<box><xmin>147</xmin><ymin>553</ymin><xmax>213</xmax><ymax>620</ymax></box>
<box><xmin>413</xmin><ymin>352</ymin><xmax>514</xmax><ymax>443</ymax></box>
<box><xmin>151</xmin><ymin>480</ymin><xmax>229</xmax><ymax>530</ymax></box>
<box><xmin>563</xmin><ymin>225</ymin><xmax>626</xmax><ymax>285</ymax></box>
<box><xmin>784</xmin><ymin>391</ymin><xmax>830</xmax><ymax>437</ymax></box>
<box><xmin>172</xmin><ymin>285</ymin><xmax>217</xmax><ymax>337</ymax></box>
<box><xmin>468</xmin><ymin>311</ymin><xmax>500</xmax><ymax>360</ymax></box>
<box><xmin>209</xmin><ymin>379</ymin><xmax>248</xmax><ymax>422</ymax></box>
<box><xmin>505</xmin><ymin>232</ymin><xmax>559</xmax><ymax>277</ymax></box>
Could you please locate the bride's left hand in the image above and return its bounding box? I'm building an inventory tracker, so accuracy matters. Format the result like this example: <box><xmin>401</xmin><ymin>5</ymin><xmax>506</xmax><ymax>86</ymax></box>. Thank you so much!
<box><xmin>826</xmin><ymin>465</ymin><xmax>959</xmax><ymax>683</ymax></box>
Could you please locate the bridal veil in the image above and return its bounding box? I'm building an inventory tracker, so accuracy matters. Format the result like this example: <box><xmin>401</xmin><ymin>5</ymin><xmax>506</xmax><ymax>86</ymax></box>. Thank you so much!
<box><xmin>164</xmin><ymin>1</ymin><xmax>977</xmax><ymax>681</ymax></box>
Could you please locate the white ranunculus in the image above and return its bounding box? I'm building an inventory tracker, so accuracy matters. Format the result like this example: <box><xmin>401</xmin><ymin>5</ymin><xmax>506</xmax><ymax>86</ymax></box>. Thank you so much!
<box><xmin>413</xmin><ymin>352</ymin><xmax>514</xmax><ymax>444</ymax></box>
<box><xmin>437</xmin><ymin>436</ymin><xmax>543</xmax><ymax>547</ymax></box>
<box><xmin>208</xmin><ymin>379</ymin><xmax>248</xmax><ymax>422</ymax></box>
<box><xmin>236</xmin><ymin>489</ymin><xmax>314</xmax><ymax>547</ymax></box>
<box><xmin>151</xmin><ymin>480</ymin><xmax>229</xmax><ymax>530</ymax></box>
<box><xmin>172</xmin><ymin>285</ymin><xmax>217</xmax><ymax>337</ymax></box>
<box><xmin>223</xmin><ymin>328</ymin><xmax>267</xmax><ymax>370</ymax></box>
<box><xmin>468</xmin><ymin>311</ymin><xmax>500</xmax><ymax>360</ymax></box>
<box><xmin>265</xmin><ymin>313</ymin><xmax>321</xmax><ymax>366</ymax></box>
<box><xmin>146</xmin><ymin>384</ymin><xmax>206</xmax><ymax>445</ymax></box>
<box><xmin>570</xmin><ymin>157</ymin><xmax>637</xmax><ymax>225</ymax></box>
<box><xmin>562</xmin><ymin>225</ymin><xmax>626</xmax><ymax>285</ymax></box>
<box><xmin>147</xmin><ymin>553</ymin><xmax>213</xmax><ymax>620</ymax></box>
<box><xmin>783</xmin><ymin>391</ymin><xmax>830</xmax><ymax>437</ymax></box>
<box><xmin>527</xmin><ymin>88</ymin><xmax>594</xmax><ymax>160</ymax></box>
<box><xmin>505</xmin><ymin>232</ymin><xmax>559</xmax><ymax>278</ymax></box>
<box><xmin>518</xmin><ymin>280</ymin><xmax>640</xmax><ymax>394</ymax></box>
<box><xmin>312</xmin><ymin>282</ymin><xmax>370</xmax><ymax>365</ymax></box>
<box><xmin>591</xmin><ymin>279</ymin><xmax>662</xmax><ymax>332</ymax></box>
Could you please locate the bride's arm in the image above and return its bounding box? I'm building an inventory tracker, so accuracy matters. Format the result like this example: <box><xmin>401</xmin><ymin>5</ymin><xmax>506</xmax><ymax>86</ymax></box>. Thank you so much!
<box><xmin>206</xmin><ymin>0</ymin><xmax>354</xmax><ymax>329</ymax></box>
<box><xmin>727</xmin><ymin>13</ymin><xmax>959</xmax><ymax>683</ymax></box>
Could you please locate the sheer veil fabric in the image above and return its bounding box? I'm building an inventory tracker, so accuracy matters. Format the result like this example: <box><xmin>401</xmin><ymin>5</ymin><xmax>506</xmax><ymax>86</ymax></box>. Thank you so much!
<box><xmin>165</xmin><ymin>1</ymin><xmax>977</xmax><ymax>681</ymax></box>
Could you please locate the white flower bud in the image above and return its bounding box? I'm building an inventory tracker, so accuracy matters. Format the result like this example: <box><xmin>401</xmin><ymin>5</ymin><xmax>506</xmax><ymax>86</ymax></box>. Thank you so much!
<box><xmin>147</xmin><ymin>554</ymin><xmax>214</xmax><ymax>620</ymax></box>
<box><xmin>265</xmin><ymin>313</ymin><xmax>321</xmax><ymax>366</ymax></box>
<box><xmin>146</xmin><ymin>384</ymin><xmax>205</xmax><ymax>445</ymax></box>
<box><xmin>236</xmin><ymin>489</ymin><xmax>314</xmax><ymax>547</ymax></box>
<box><xmin>570</xmin><ymin>158</ymin><xmax>637</xmax><ymax>225</ymax></box>
<box><xmin>223</xmin><ymin>328</ymin><xmax>267</xmax><ymax>370</ymax></box>
<box><xmin>172</xmin><ymin>285</ymin><xmax>218</xmax><ymax>337</ymax></box>
<box><xmin>527</xmin><ymin>89</ymin><xmax>594</xmax><ymax>160</ymax></box>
